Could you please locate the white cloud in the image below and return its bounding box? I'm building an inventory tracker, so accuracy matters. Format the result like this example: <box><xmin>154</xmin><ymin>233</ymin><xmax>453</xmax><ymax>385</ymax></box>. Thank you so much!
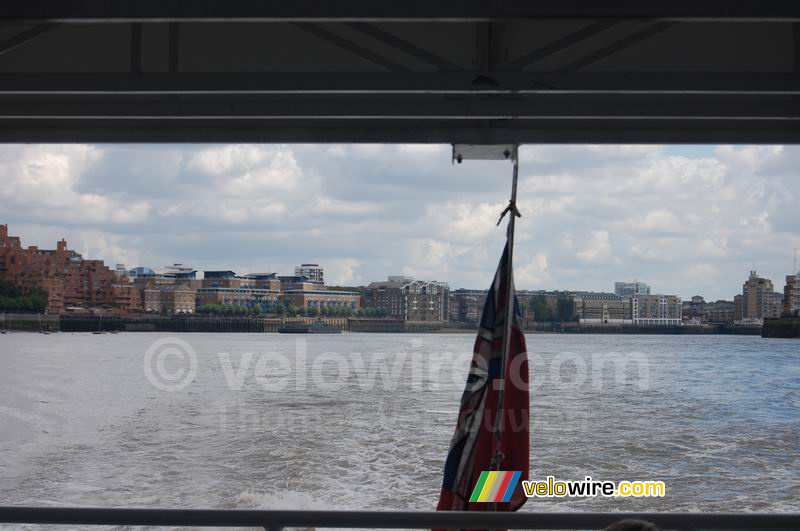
<box><xmin>516</xmin><ymin>253</ymin><xmax>550</xmax><ymax>287</ymax></box>
<box><xmin>1</xmin><ymin>143</ymin><xmax>798</xmax><ymax>299</ymax></box>
<box><xmin>325</xmin><ymin>258</ymin><xmax>362</xmax><ymax>285</ymax></box>
<box><xmin>577</xmin><ymin>230</ymin><xmax>612</xmax><ymax>263</ymax></box>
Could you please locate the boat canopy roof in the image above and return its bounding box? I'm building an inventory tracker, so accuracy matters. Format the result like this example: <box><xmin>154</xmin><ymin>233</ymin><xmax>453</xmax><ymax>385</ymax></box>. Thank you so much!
<box><xmin>1</xmin><ymin>1</ymin><xmax>799</xmax><ymax>144</ymax></box>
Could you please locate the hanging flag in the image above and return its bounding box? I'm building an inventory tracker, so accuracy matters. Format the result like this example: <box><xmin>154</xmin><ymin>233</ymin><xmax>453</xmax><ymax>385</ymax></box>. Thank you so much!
<box><xmin>436</xmin><ymin>242</ymin><xmax>530</xmax><ymax>513</ymax></box>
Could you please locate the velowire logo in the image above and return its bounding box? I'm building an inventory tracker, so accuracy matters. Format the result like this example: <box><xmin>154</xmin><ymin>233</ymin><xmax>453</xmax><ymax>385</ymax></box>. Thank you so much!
<box><xmin>468</xmin><ymin>471</ymin><xmax>522</xmax><ymax>503</ymax></box>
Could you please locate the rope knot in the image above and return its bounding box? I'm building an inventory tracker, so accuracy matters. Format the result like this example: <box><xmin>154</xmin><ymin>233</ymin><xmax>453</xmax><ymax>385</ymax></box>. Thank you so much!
<box><xmin>490</xmin><ymin>448</ymin><xmax>505</xmax><ymax>470</ymax></box>
<box><xmin>496</xmin><ymin>200</ymin><xmax>521</xmax><ymax>226</ymax></box>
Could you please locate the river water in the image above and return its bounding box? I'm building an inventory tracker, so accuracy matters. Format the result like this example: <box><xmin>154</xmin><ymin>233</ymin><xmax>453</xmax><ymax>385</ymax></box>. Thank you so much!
<box><xmin>0</xmin><ymin>332</ymin><xmax>798</xmax><ymax>526</ymax></box>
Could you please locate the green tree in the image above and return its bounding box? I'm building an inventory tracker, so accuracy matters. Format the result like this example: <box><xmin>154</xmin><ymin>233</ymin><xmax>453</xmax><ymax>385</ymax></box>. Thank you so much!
<box><xmin>0</xmin><ymin>280</ymin><xmax>20</xmax><ymax>298</ymax></box>
<box><xmin>556</xmin><ymin>296</ymin><xmax>575</xmax><ymax>322</ymax></box>
<box><xmin>532</xmin><ymin>295</ymin><xmax>553</xmax><ymax>322</ymax></box>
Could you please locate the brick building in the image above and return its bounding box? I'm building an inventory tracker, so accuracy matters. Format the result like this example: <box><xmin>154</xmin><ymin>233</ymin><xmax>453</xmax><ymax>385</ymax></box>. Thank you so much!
<box><xmin>143</xmin><ymin>282</ymin><xmax>196</xmax><ymax>314</ymax></box>
<box><xmin>0</xmin><ymin>224</ymin><xmax>139</xmax><ymax>313</ymax></box>
<box><xmin>277</xmin><ymin>274</ymin><xmax>360</xmax><ymax>312</ymax></box>
<box><xmin>703</xmin><ymin>300</ymin><xmax>738</xmax><ymax>324</ymax></box>
<box><xmin>449</xmin><ymin>288</ymin><xmax>488</xmax><ymax>323</ymax></box>
<box><xmin>365</xmin><ymin>276</ymin><xmax>449</xmax><ymax>322</ymax></box>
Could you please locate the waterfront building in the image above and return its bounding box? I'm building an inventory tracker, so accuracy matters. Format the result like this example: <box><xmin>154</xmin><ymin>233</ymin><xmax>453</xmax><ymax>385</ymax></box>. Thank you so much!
<box><xmin>276</xmin><ymin>273</ymin><xmax>360</xmax><ymax>312</ymax></box>
<box><xmin>295</xmin><ymin>263</ymin><xmax>324</xmax><ymax>284</ymax></box>
<box><xmin>765</xmin><ymin>291</ymin><xmax>784</xmax><ymax>319</ymax></box>
<box><xmin>196</xmin><ymin>286</ymin><xmax>280</xmax><ymax>311</ymax></box>
<box><xmin>159</xmin><ymin>263</ymin><xmax>197</xmax><ymax>279</ymax></box>
<box><xmin>741</xmin><ymin>270</ymin><xmax>775</xmax><ymax>322</ymax></box>
<box><xmin>128</xmin><ymin>266</ymin><xmax>156</xmax><ymax>278</ymax></box>
<box><xmin>734</xmin><ymin>294</ymin><xmax>744</xmax><ymax>321</ymax></box>
<box><xmin>614</xmin><ymin>281</ymin><xmax>651</xmax><ymax>298</ymax></box>
<box><xmin>682</xmin><ymin>295</ymin><xmax>706</xmax><ymax>323</ymax></box>
<box><xmin>114</xmin><ymin>264</ymin><xmax>128</xmax><ymax>278</ymax></box>
<box><xmin>574</xmin><ymin>291</ymin><xmax>632</xmax><ymax>324</ymax></box>
<box><xmin>281</xmin><ymin>287</ymin><xmax>360</xmax><ymax>312</ymax></box>
<box><xmin>198</xmin><ymin>271</ymin><xmax>283</xmax><ymax>311</ymax></box>
<box><xmin>784</xmin><ymin>273</ymin><xmax>800</xmax><ymax>316</ymax></box>
<box><xmin>0</xmin><ymin>224</ymin><xmax>139</xmax><ymax>313</ymax></box>
<box><xmin>704</xmin><ymin>300</ymin><xmax>738</xmax><ymax>324</ymax></box>
<box><xmin>143</xmin><ymin>282</ymin><xmax>196</xmax><ymax>315</ymax></box>
<box><xmin>632</xmin><ymin>294</ymin><xmax>682</xmax><ymax>326</ymax></box>
<box><xmin>449</xmin><ymin>289</ymin><xmax>488</xmax><ymax>323</ymax></box>
<box><xmin>365</xmin><ymin>276</ymin><xmax>449</xmax><ymax>322</ymax></box>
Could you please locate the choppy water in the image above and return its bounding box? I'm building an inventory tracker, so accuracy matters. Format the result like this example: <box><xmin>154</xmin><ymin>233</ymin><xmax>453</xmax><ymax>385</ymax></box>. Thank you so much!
<box><xmin>0</xmin><ymin>332</ymin><xmax>798</xmax><ymax>526</ymax></box>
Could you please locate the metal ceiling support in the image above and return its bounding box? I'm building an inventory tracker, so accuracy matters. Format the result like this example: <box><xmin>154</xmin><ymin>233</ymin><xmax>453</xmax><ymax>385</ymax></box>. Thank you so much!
<box><xmin>292</xmin><ymin>23</ymin><xmax>408</xmax><ymax>72</ymax></box>
<box><xmin>130</xmin><ymin>23</ymin><xmax>142</xmax><ymax>73</ymax></box>
<box><xmin>0</xmin><ymin>23</ymin><xmax>58</xmax><ymax>56</ymax></box>
<box><xmin>344</xmin><ymin>23</ymin><xmax>460</xmax><ymax>71</ymax></box>
<box><xmin>1</xmin><ymin>73</ymin><xmax>797</xmax><ymax>96</ymax></box>
<box><xmin>475</xmin><ymin>22</ymin><xmax>491</xmax><ymax>71</ymax></box>
<box><xmin>795</xmin><ymin>23</ymin><xmax>800</xmax><ymax>71</ymax></box>
<box><xmin>168</xmin><ymin>23</ymin><xmax>179</xmax><ymax>73</ymax></box>
<box><xmin>561</xmin><ymin>22</ymin><xmax>677</xmax><ymax>72</ymax></box>
<box><xmin>0</xmin><ymin>3</ymin><xmax>798</xmax><ymax>144</ymax></box>
<box><xmin>1</xmin><ymin>98</ymin><xmax>796</xmax><ymax>120</ymax></box>
<box><xmin>1</xmin><ymin>123</ymin><xmax>798</xmax><ymax>145</ymax></box>
<box><xmin>2</xmin><ymin>1</ymin><xmax>800</xmax><ymax>23</ymax></box>
<box><xmin>503</xmin><ymin>21</ymin><xmax>618</xmax><ymax>71</ymax></box>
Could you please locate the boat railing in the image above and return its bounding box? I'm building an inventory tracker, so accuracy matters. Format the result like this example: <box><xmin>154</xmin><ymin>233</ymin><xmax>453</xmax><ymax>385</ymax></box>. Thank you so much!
<box><xmin>0</xmin><ymin>507</ymin><xmax>798</xmax><ymax>530</ymax></box>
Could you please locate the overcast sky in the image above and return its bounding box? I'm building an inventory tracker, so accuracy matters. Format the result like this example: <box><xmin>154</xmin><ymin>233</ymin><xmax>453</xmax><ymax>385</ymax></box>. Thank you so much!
<box><xmin>1</xmin><ymin>144</ymin><xmax>798</xmax><ymax>300</ymax></box>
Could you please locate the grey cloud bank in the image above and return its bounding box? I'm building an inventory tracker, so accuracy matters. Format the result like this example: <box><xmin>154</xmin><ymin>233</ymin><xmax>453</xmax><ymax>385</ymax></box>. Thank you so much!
<box><xmin>1</xmin><ymin>144</ymin><xmax>798</xmax><ymax>300</ymax></box>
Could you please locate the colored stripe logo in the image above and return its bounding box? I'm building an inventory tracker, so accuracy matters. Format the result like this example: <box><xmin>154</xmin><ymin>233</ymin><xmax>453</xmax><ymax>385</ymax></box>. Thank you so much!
<box><xmin>469</xmin><ymin>471</ymin><xmax>522</xmax><ymax>503</ymax></box>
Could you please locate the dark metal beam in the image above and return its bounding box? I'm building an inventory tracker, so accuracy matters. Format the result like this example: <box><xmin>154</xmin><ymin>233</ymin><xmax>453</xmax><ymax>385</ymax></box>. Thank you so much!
<box><xmin>292</xmin><ymin>23</ymin><xmax>408</xmax><ymax>72</ymax></box>
<box><xmin>0</xmin><ymin>23</ymin><xmax>58</xmax><ymax>56</ymax></box>
<box><xmin>1</xmin><ymin>73</ymin><xmax>799</xmax><ymax>95</ymax></box>
<box><xmin>475</xmin><ymin>22</ymin><xmax>491</xmax><ymax>71</ymax></box>
<box><xmin>795</xmin><ymin>22</ymin><xmax>800</xmax><ymax>72</ymax></box>
<box><xmin>130</xmin><ymin>23</ymin><xmax>142</xmax><ymax>73</ymax></box>
<box><xmin>561</xmin><ymin>22</ymin><xmax>677</xmax><ymax>71</ymax></box>
<box><xmin>2</xmin><ymin>1</ymin><xmax>800</xmax><ymax>23</ymax></box>
<box><xmin>344</xmin><ymin>23</ymin><xmax>460</xmax><ymax>71</ymax></box>
<box><xmin>0</xmin><ymin>97</ymin><xmax>797</xmax><ymax>120</ymax></box>
<box><xmin>1</xmin><ymin>507</ymin><xmax>799</xmax><ymax>529</ymax></box>
<box><xmin>503</xmin><ymin>21</ymin><xmax>618</xmax><ymax>71</ymax></box>
<box><xmin>168</xmin><ymin>22</ymin><xmax>179</xmax><ymax>73</ymax></box>
<box><xmin>2</xmin><ymin>122</ymin><xmax>799</xmax><ymax>144</ymax></box>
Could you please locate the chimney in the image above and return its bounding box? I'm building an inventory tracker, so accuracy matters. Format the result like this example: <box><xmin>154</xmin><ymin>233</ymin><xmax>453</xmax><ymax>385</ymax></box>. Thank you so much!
<box><xmin>0</xmin><ymin>224</ymin><xmax>7</xmax><ymax>239</ymax></box>
<box><xmin>57</xmin><ymin>239</ymin><xmax>67</xmax><ymax>252</ymax></box>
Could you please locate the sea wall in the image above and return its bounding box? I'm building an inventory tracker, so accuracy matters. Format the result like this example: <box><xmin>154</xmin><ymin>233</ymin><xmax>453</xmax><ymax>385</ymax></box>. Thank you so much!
<box><xmin>762</xmin><ymin>317</ymin><xmax>800</xmax><ymax>338</ymax></box>
<box><xmin>57</xmin><ymin>315</ymin><xmax>348</xmax><ymax>333</ymax></box>
<box><xmin>0</xmin><ymin>312</ymin><xmax>59</xmax><ymax>332</ymax></box>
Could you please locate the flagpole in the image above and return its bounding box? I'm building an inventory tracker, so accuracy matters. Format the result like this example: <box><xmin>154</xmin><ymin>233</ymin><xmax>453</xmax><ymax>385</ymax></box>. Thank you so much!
<box><xmin>490</xmin><ymin>147</ymin><xmax>520</xmax><ymax>513</ymax></box>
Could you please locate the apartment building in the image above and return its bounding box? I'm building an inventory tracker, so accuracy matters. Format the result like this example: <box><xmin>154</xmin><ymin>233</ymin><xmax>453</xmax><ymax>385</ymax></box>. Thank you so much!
<box><xmin>784</xmin><ymin>273</ymin><xmax>800</xmax><ymax>316</ymax></box>
<box><xmin>742</xmin><ymin>270</ymin><xmax>776</xmax><ymax>322</ymax></box>
<box><xmin>0</xmin><ymin>224</ymin><xmax>138</xmax><ymax>313</ymax></box>
<box><xmin>365</xmin><ymin>276</ymin><xmax>449</xmax><ymax>322</ymax></box>
<box><xmin>633</xmin><ymin>294</ymin><xmax>682</xmax><ymax>326</ymax></box>
<box><xmin>574</xmin><ymin>291</ymin><xmax>632</xmax><ymax>324</ymax></box>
